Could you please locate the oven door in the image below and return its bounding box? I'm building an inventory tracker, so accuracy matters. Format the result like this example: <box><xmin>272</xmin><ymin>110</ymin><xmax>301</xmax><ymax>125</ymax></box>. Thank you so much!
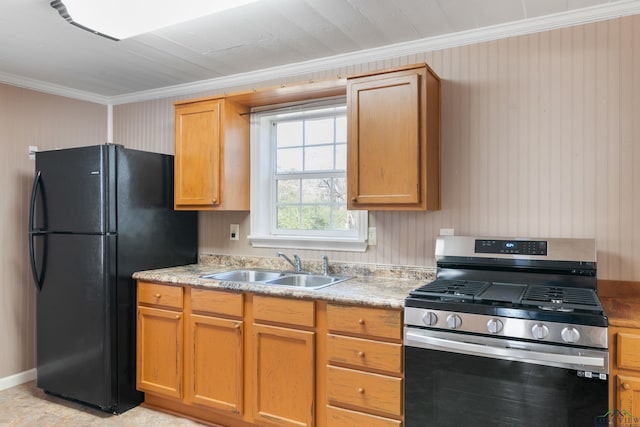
<box><xmin>404</xmin><ymin>328</ymin><xmax>609</xmax><ymax>427</ymax></box>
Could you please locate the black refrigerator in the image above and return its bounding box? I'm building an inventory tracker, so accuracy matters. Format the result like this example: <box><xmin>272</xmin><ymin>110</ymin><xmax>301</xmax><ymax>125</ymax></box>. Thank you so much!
<box><xmin>28</xmin><ymin>144</ymin><xmax>197</xmax><ymax>414</ymax></box>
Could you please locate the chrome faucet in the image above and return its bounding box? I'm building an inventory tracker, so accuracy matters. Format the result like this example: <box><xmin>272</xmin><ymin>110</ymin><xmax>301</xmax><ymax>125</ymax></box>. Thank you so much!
<box><xmin>322</xmin><ymin>255</ymin><xmax>330</xmax><ymax>275</ymax></box>
<box><xmin>277</xmin><ymin>252</ymin><xmax>301</xmax><ymax>272</ymax></box>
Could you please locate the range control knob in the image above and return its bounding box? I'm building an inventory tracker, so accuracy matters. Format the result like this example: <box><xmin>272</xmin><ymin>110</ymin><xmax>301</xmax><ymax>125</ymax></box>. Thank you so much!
<box><xmin>446</xmin><ymin>314</ymin><xmax>462</xmax><ymax>329</ymax></box>
<box><xmin>531</xmin><ymin>323</ymin><xmax>549</xmax><ymax>340</ymax></box>
<box><xmin>561</xmin><ymin>327</ymin><xmax>581</xmax><ymax>343</ymax></box>
<box><xmin>421</xmin><ymin>312</ymin><xmax>438</xmax><ymax>326</ymax></box>
<box><xmin>487</xmin><ymin>318</ymin><xmax>504</xmax><ymax>334</ymax></box>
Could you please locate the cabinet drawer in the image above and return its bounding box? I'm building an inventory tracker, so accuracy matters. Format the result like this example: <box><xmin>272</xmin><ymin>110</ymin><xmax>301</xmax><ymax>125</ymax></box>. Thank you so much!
<box><xmin>327</xmin><ymin>405</ymin><xmax>401</xmax><ymax>427</ymax></box>
<box><xmin>327</xmin><ymin>366</ymin><xmax>402</xmax><ymax>416</ymax></box>
<box><xmin>327</xmin><ymin>304</ymin><xmax>401</xmax><ymax>340</ymax></box>
<box><xmin>253</xmin><ymin>295</ymin><xmax>315</xmax><ymax>327</ymax></box>
<box><xmin>618</xmin><ymin>332</ymin><xmax>640</xmax><ymax>370</ymax></box>
<box><xmin>327</xmin><ymin>334</ymin><xmax>402</xmax><ymax>373</ymax></box>
<box><xmin>191</xmin><ymin>288</ymin><xmax>243</xmax><ymax>317</ymax></box>
<box><xmin>138</xmin><ymin>282</ymin><xmax>183</xmax><ymax>310</ymax></box>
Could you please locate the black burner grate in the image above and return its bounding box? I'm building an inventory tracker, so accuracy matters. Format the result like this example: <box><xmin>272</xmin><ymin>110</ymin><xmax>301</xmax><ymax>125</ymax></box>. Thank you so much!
<box><xmin>410</xmin><ymin>279</ymin><xmax>489</xmax><ymax>300</ymax></box>
<box><xmin>523</xmin><ymin>285</ymin><xmax>600</xmax><ymax>306</ymax></box>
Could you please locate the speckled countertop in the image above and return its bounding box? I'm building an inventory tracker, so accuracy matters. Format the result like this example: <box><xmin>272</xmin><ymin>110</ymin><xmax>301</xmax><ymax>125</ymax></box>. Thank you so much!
<box><xmin>133</xmin><ymin>254</ymin><xmax>436</xmax><ymax>309</ymax></box>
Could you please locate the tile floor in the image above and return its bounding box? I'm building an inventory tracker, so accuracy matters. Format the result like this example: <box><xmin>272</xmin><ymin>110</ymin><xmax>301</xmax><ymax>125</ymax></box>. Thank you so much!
<box><xmin>0</xmin><ymin>381</ymin><xmax>203</xmax><ymax>426</ymax></box>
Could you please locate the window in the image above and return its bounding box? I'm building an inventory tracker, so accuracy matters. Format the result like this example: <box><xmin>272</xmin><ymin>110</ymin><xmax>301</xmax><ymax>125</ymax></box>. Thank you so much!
<box><xmin>249</xmin><ymin>100</ymin><xmax>368</xmax><ymax>251</ymax></box>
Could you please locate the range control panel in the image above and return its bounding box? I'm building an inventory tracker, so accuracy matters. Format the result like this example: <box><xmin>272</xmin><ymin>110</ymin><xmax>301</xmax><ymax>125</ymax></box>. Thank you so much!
<box><xmin>475</xmin><ymin>239</ymin><xmax>548</xmax><ymax>256</ymax></box>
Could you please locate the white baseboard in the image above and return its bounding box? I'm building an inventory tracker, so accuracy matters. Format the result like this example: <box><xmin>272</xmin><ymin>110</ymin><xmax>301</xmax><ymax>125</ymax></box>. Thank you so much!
<box><xmin>0</xmin><ymin>369</ymin><xmax>36</xmax><ymax>391</ymax></box>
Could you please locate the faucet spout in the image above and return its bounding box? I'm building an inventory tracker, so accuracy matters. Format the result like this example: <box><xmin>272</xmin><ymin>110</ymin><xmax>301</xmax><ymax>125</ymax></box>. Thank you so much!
<box><xmin>277</xmin><ymin>252</ymin><xmax>302</xmax><ymax>272</ymax></box>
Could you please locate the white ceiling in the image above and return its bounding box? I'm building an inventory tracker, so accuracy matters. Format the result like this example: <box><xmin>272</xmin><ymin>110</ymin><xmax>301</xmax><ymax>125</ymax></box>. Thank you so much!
<box><xmin>2</xmin><ymin>0</ymin><xmax>640</xmax><ymax>104</ymax></box>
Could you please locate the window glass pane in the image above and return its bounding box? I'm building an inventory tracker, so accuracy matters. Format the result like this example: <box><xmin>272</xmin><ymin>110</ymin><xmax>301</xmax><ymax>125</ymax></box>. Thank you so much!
<box><xmin>276</xmin><ymin>147</ymin><xmax>303</xmax><ymax>172</ymax></box>
<box><xmin>277</xmin><ymin>206</ymin><xmax>300</xmax><ymax>229</ymax></box>
<box><xmin>305</xmin><ymin>145</ymin><xmax>334</xmax><ymax>171</ymax></box>
<box><xmin>305</xmin><ymin>118</ymin><xmax>334</xmax><ymax>146</ymax></box>
<box><xmin>335</xmin><ymin>116</ymin><xmax>346</xmax><ymax>143</ymax></box>
<box><xmin>332</xmin><ymin>177</ymin><xmax>347</xmax><ymax>203</ymax></box>
<box><xmin>277</xmin><ymin>179</ymin><xmax>300</xmax><ymax>203</ymax></box>
<box><xmin>301</xmin><ymin>205</ymin><xmax>331</xmax><ymax>230</ymax></box>
<box><xmin>301</xmin><ymin>179</ymin><xmax>331</xmax><ymax>203</ymax></box>
<box><xmin>276</xmin><ymin>121</ymin><xmax>302</xmax><ymax>148</ymax></box>
<box><xmin>335</xmin><ymin>144</ymin><xmax>346</xmax><ymax>171</ymax></box>
<box><xmin>333</xmin><ymin>205</ymin><xmax>356</xmax><ymax>230</ymax></box>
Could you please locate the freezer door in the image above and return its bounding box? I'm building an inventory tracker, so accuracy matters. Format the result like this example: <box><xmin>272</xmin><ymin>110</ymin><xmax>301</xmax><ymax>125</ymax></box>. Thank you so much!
<box><xmin>36</xmin><ymin>234</ymin><xmax>116</xmax><ymax>411</ymax></box>
<box><xmin>33</xmin><ymin>145</ymin><xmax>116</xmax><ymax>233</ymax></box>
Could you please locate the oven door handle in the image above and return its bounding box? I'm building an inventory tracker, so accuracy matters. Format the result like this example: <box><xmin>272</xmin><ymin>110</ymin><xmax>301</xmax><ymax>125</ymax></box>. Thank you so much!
<box><xmin>405</xmin><ymin>331</ymin><xmax>606</xmax><ymax>370</ymax></box>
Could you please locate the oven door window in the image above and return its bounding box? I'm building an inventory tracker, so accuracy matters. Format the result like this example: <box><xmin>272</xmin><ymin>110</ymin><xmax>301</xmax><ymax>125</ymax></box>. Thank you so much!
<box><xmin>405</xmin><ymin>346</ymin><xmax>608</xmax><ymax>427</ymax></box>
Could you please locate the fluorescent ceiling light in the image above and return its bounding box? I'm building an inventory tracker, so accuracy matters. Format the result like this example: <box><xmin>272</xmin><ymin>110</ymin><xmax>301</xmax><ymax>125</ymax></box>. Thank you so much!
<box><xmin>50</xmin><ymin>0</ymin><xmax>259</xmax><ymax>41</ymax></box>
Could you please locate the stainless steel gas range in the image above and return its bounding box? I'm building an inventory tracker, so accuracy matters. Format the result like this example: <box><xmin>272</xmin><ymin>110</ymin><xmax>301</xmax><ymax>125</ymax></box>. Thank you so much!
<box><xmin>404</xmin><ymin>236</ymin><xmax>609</xmax><ymax>427</ymax></box>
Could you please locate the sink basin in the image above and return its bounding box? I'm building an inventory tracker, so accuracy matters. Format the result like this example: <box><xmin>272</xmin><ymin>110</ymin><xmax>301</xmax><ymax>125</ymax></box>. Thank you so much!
<box><xmin>201</xmin><ymin>269</ymin><xmax>352</xmax><ymax>290</ymax></box>
<box><xmin>201</xmin><ymin>269</ymin><xmax>285</xmax><ymax>282</ymax></box>
<box><xmin>263</xmin><ymin>273</ymin><xmax>352</xmax><ymax>290</ymax></box>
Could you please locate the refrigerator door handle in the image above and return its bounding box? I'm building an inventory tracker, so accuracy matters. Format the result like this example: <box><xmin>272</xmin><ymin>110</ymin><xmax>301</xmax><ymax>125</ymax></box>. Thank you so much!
<box><xmin>29</xmin><ymin>170</ymin><xmax>45</xmax><ymax>291</ymax></box>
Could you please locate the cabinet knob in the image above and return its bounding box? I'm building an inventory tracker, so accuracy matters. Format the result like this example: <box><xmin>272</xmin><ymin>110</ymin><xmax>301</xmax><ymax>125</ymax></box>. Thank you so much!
<box><xmin>351</xmin><ymin>197</ymin><xmax>357</xmax><ymax>203</ymax></box>
<box><xmin>623</xmin><ymin>383</ymin><xmax>631</xmax><ymax>390</ymax></box>
<box><xmin>358</xmin><ymin>318</ymin><xmax>365</xmax><ymax>325</ymax></box>
<box><xmin>357</xmin><ymin>351</ymin><xmax>365</xmax><ymax>358</ymax></box>
<box><xmin>154</xmin><ymin>293</ymin><xmax>161</xmax><ymax>298</ymax></box>
<box><xmin>235</xmin><ymin>323</ymin><xmax>241</xmax><ymax>329</ymax></box>
<box><xmin>175</xmin><ymin>315</ymin><xmax>180</xmax><ymax>319</ymax></box>
<box><xmin>212</xmin><ymin>198</ymin><xmax>218</xmax><ymax>204</ymax></box>
<box><xmin>358</xmin><ymin>387</ymin><xmax>365</xmax><ymax>394</ymax></box>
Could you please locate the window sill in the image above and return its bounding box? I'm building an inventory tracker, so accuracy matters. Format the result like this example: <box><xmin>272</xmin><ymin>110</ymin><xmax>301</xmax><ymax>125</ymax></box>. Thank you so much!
<box><xmin>248</xmin><ymin>234</ymin><xmax>368</xmax><ymax>252</ymax></box>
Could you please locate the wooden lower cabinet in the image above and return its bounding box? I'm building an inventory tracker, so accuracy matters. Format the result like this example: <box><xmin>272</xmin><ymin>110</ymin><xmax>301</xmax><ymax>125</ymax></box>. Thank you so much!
<box><xmin>137</xmin><ymin>305</ymin><xmax>184</xmax><ymax>399</ymax></box>
<box><xmin>325</xmin><ymin>303</ymin><xmax>403</xmax><ymax>426</ymax></box>
<box><xmin>610</xmin><ymin>326</ymin><xmax>640</xmax><ymax>425</ymax></box>
<box><xmin>253</xmin><ymin>324</ymin><xmax>315</xmax><ymax>427</ymax></box>
<box><xmin>136</xmin><ymin>283</ymin><xmax>404</xmax><ymax>427</ymax></box>
<box><xmin>186</xmin><ymin>314</ymin><xmax>244</xmax><ymax>414</ymax></box>
<box><xmin>136</xmin><ymin>282</ymin><xmax>184</xmax><ymax>400</ymax></box>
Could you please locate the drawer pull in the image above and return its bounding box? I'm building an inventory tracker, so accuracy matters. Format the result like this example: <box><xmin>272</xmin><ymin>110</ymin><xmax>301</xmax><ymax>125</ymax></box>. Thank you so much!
<box><xmin>358</xmin><ymin>318</ymin><xmax>365</xmax><ymax>325</ymax></box>
<box><xmin>358</xmin><ymin>387</ymin><xmax>365</xmax><ymax>394</ymax></box>
<box><xmin>357</xmin><ymin>351</ymin><xmax>365</xmax><ymax>358</ymax></box>
<box><xmin>623</xmin><ymin>383</ymin><xmax>631</xmax><ymax>390</ymax></box>
<box><xmin>154</xmin><ymin>293</ymin><xmax>161</xmax><ymax>298</ymax></box>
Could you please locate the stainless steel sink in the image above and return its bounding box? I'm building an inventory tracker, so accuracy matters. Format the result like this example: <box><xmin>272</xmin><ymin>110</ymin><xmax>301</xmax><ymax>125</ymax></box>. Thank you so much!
<box><xmin>201</xmin><ymin>269</ymin><xmax>352</xmax><ymax>290</ymax></box>
<box><xmin>263</xmin><ymin>273</ymin><xmax>351</xmax><ymax>289</ymax></box>
<box><xmin>201</xmin><ymin>269</ymin><xmax>285</xmax><ymax>282</ymax></box>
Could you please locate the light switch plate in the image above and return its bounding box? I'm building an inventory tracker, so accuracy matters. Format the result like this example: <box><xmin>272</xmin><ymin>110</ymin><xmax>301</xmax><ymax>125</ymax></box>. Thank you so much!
<box><xmin>440</xmin><ymin>228</ymin><xmax>454</xmax><ymax>236</ymax></box>
<box><xmin>230</xmin><ymin>224</ymin><xmax>239</xmax><ymax>240</ymax></box>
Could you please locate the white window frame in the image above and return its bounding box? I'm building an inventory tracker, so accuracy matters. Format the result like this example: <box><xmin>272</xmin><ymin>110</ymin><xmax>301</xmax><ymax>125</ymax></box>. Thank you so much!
<box><xmin>248</xmin><ymin>98</ymin><xmax>368</xmax><ymax>252</ymax></box>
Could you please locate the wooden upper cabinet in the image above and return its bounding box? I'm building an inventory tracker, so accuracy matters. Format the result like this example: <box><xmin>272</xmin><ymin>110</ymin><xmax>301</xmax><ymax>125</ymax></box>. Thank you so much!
<box><xmin>174</xmin><ymin>98</ymin><xmax>250</xmax><ymax>210</ymax></box>
<box><xmin>347</xmin><ymin>63</ymin><xmax>441</xmax><ymax>211</ymax></box>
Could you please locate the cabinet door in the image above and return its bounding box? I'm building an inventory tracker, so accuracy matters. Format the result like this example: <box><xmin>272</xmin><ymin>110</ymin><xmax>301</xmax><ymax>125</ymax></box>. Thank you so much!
<box><xmin>136</xmin><ymin>306</ymin><xmax>183</xmax><ymax>399</ymax></box>
<box><xmin>347</xmin><ymin>65</ymin><xmax>440</xmax><ymax>211</ymax></box>
<box><xmin>253</xmin><ymin>324</ymin><xmax>315</xmax><ymax>427</ymax></box>
<box><xmin>186</xmin><ymin>314</ymin><xmax>244</xmax><ymax>415</ymax></box>
<box><xmin>617</xmin><ymin>375</ymin><xmax>640</xmax><ymax>419</ymax></box>
<box><xmin>348</xmin><ymin>72</ymin><xmax>420</xmax><ymax>207</ymax></box>
<box><xmin>174</xmin><ymin>100</ymin><xmax>221</xmax><ymax>208</ymax></box>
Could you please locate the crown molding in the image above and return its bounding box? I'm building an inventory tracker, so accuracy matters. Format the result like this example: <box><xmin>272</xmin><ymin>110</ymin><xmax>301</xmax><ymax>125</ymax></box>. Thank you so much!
<box><xmin>0</xmin><ymin>70</ymin><xmax>110</xmax><ymax>104</ymax></box>
<box><xmin>4</xmin><ymin>1</ymin><xmax>640</xmax><ymax>106</ymax></box>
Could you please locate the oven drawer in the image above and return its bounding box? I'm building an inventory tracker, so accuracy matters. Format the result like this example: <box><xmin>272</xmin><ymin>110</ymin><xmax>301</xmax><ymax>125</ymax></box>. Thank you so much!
<box><xmin>327</xmin><ymin>365</ymin><xmax>402</xmax><ymax>416</ymax></box>
<box><xmin>327</xmin><ymin>304</ymin><xmax>401</xmax><ymax>340</ymax></box>
<box><xmin>326</xmin><ymin>405</ymin><xmax>402</xmax><ymax>427</ymax></box>
<box><xmin>327</xmin><ymin>334</ymin><xmax>402</xmax><ymax>373</ymax></box>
